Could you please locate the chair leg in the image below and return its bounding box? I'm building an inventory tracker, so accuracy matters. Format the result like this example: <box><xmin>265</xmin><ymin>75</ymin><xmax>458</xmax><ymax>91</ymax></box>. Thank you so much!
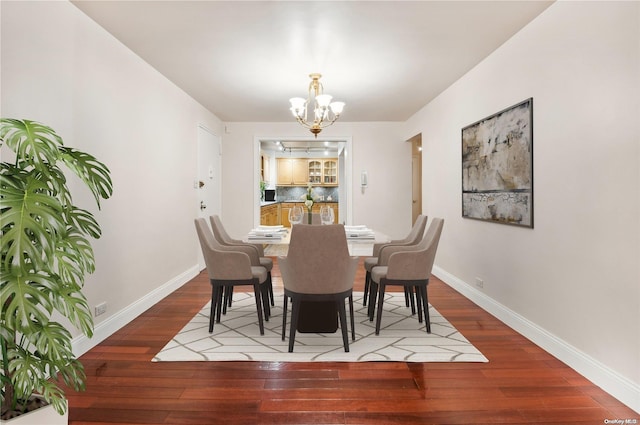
<box><xmin>406</xmin><ymin>287</ymin><xmax>416</xmax><ymax>315</ymax></box>
<box><xmin>368</xmin><ymin>280</ymin><xmax>378</xmax><ymax>321</ymax></box>
<box><xmin>348</xmin><ymin>295</ymin><xmax>355</xmax><ymax>341</ymax></box>
<box><xmin>261</xmin><ymin>284</ymin><xmax>271</xmax><ymax>321</ymax></box>
<box><xmin>281</xmin><ymin>294</ymin><xmax>288</xmax><ymax>341</ymax></box>
<box><xmin>363</xmin><ymin>271</ymin><xmax>370</xmax><ymax>306</ymax></box>
<box><xmin>337</xmin><ymin>299</ymin><xmax>350</xmax><ymax>352</ymax></box>
<box><xmin>421</xmin><ymin>285</ymin><xmax>431</xmax><ymax>333</ymax></box>
<box><xmin>209</xmin><ymin>285</ymin><xmax>221</xmax><ymax>333</ymax></box>
<box><xmin>252</xmin><ymin>282</ymin><xmax>265</xmax><ymax>335</ymax></box>
<box><xmin>288</xmin><ymin>298</ymin><xmax>300</xmax><ymax>352</ymax></box>
<box><xmin>215</xmin><ymin>286</ymin><xmax>224</xmax><ymax>323</ymax></box>
<box><xmin>222</xmin><ymin>285</ymin><xmax>231</xmax><ymax>315</ymax></box>
<box><xmin>415</xmin><ymin>286</ymin><xmax>423</xmax><ymax>323</ymax></box>
<box><xmin>267</xmin><ymin>272</ymin><xmax>275</xmax><ymax>306</ymax></box>
<box><xmin>375</xmin><ymin>282</ymin><xmax>387</xmax><ymax>335</ymax></box>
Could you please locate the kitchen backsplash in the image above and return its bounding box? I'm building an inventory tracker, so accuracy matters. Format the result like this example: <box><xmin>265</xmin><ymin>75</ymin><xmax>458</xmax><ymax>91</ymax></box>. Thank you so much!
<box><xmin>276</xmin><ymin>186</ymin><xmax>339</xmax><ymax>202</ymax></box>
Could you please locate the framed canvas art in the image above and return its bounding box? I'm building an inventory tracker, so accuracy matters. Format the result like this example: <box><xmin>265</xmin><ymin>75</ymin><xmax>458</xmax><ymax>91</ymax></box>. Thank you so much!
<box><xmin>462</xmin><ymin>98</ymin><xmax>533</xmax><ymax>227</ymax></box>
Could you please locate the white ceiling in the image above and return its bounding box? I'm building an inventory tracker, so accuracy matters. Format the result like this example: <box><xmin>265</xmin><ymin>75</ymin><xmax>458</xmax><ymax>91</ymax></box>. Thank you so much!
<box><xmin>71</xmin><ymin>1</ymin><xmax>553</xmax><ymax>123</ymax></box>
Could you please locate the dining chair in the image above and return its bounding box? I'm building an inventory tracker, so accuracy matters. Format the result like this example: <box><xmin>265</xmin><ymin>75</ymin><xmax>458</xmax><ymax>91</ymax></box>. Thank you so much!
<box><xmin>194</xmin><ymin>218</ymin><xmax>270</xmax><ymax>335</ymax></box>
<box><xmin>279</xmin><ymin>224</ymin><xmax>359</xmax><ymax>352</ymax></box>
<box><xmin>370</xmin><ymin>217</ymin><xmax>444</xmax><ymax>335</ymax></box>
<box><xmin>209</xmin><ymin>215</ymin><xmax>275</xmax><ymax>307</ymax></box>
<box><xmin>363</xmin><ymin>214</ymin><xmax>428</xmax><ymax>315</ymax></box>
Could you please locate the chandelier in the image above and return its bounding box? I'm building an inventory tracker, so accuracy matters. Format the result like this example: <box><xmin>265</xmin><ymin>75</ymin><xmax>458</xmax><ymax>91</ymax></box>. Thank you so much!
<box><xmin>289</xmin><ymin>73</ymin><xmax>345</xmax><ymax>138</ymax></box>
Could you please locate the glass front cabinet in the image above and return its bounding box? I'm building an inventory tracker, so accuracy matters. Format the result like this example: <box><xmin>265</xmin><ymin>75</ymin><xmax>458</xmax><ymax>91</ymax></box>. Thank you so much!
<box><xmin>308</xmin><ymin>160</ymin><xmax>322</xmax><ymax>184</ymax></box>
<box><xmin>322</xmin><ymin>159</ymin><xmax>338</xmax><ymax>185</ymax></box>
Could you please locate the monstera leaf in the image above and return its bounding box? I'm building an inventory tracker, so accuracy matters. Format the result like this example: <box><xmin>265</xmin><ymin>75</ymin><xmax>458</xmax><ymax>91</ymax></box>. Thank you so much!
<box><xmin>0</xmin><ymin>119</ymin><xmax>62</xmax><ymax>173</ymax></box>
<box><xmin>0</xmin><ymin>165</ymin><xmax>65</xmax><ymax>271</ymax></box>
<box><xmin>60</xmin><ymin>147</ymin><xmax>113</xmax><ymax>208</ymax></box>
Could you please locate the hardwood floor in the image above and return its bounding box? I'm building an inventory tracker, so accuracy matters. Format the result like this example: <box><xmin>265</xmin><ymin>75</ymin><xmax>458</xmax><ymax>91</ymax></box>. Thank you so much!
<box><xmin>65</xmin><ymin>258</ymin><xmax>637</xmax><ymax>424</ymax></box>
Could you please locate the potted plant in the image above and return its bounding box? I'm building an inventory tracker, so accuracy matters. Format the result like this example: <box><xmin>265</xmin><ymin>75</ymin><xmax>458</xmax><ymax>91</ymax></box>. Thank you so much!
<box><xmin>259</xmin><ymin>180</ymin><xmax>266</xmax><ymax>201</ymax></box>
<box><xmin>0</xmin><ymin>119</ymin><xmax>113</xmax><ymax>422</ymax></box>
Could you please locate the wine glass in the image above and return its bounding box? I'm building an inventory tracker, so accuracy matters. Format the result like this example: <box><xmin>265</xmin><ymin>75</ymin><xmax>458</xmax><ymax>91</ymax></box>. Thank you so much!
<box><xmin>320</xmin><ymin>205</ymin><xmax>333</xmax><ymax>225</ymax></box>
<box><xmin>289</xmin><ymin>205</ymin><xmax>303</xmax><ymax>225</ymax></box>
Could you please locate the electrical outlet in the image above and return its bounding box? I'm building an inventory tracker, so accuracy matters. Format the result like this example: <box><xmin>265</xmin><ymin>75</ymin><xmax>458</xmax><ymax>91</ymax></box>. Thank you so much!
<box><xmin>475</xmin><ymin>277</ymin><xmax>484</xmax><ymax>289</ymax></box>
<box><xmin>94</xmin><ymin>302</ymin><xmax>107</xmax><ymax>317</ymax></box>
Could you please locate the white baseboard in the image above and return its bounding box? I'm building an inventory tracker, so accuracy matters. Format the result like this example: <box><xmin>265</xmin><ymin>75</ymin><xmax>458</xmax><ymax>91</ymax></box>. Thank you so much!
<box><xmin>72</xmin><ymin>265</ymin><xmax>201</xmax><ymax>357</ymax></box>
<box><xmin>432</xmin><ymin>265</ymin><xmax>640</xmax><ymax>414</ymax></box>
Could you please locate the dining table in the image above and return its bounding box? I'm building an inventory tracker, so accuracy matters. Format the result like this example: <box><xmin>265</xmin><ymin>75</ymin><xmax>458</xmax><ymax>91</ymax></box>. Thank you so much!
<box><xmin>245</xmin><ymin>225</ymin><xmax>389</xmax><ymax>257</ymax></box>
<box><xmin>244</xmin><ymin>225</ymin><xmax>390</xmax><ymax>333</ymax></box>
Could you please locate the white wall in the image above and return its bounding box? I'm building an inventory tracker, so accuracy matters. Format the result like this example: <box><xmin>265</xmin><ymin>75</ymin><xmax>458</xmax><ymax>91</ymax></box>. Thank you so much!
<box><xmin>221</xmin><ymin>121</ymin><xmax>411</xmax><ymax>239</ymax></box>
<box><xmin>1</xmin><ymin>1</ymin><xmax>221</xmax><ymax>348</ymax></box>
<box><xmin>404</xmin><ymin>1</ymin><xmax>639</xmax><ymax>410</ymax></box>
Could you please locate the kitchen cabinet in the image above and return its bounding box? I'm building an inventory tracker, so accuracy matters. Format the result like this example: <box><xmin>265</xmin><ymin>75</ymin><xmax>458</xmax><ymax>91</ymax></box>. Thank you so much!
<box><xmin>260</xmin><ymin>203</ymin><xmax>280</xmax><ymax>226</ymax></box>
<box><xmin>277</xmin><ymin>158</ymin><xmax>308</xmax><ymax>185</ymax></box>
<box><xmin>277</xmin><ymin>157</ymin><xmax>339</xmax><ymax>186</ymax></box>
<box><xmin>261</xmin><ymin>154</ymin><xmax>271</xmax><ymax>183</ymax></box>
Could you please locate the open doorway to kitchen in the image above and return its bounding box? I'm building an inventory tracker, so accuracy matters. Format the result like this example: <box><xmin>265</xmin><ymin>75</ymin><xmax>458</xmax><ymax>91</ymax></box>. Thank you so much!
<box><xmin>253</xmin><ymin>137</ymin><xmax>353</xmax><ymax>228</ymax></box>
<box><xmin>408</xmin><ymin>133</ymin><xmax>422</xmax><ymax>224</ymax></box>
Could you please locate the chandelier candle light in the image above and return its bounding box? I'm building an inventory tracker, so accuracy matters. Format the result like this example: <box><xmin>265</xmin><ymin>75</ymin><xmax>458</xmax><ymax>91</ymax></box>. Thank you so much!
<box><xmin>289</xmin><ymin>73</ymin><xmax>345</xmax><ymax>138</ymax></box>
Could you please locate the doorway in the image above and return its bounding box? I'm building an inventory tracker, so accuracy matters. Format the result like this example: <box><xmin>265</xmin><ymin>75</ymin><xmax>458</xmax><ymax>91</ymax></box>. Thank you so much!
<box><xmin>408</xmin><ymin>133</ymin><xmax>422</xmax><ymax>224</ymax></box>
<box><xmin>254</xmin><ymin>137</ymin><xmax>353</xmax><ymax>227</ymax></box>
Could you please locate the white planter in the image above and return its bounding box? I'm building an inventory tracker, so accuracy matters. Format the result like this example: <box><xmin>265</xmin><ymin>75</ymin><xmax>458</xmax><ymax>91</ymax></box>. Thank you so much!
<box><xmin>0</xmin><ymin>400</ymin><xmax>68</xmax><ymax>425</ymax></box>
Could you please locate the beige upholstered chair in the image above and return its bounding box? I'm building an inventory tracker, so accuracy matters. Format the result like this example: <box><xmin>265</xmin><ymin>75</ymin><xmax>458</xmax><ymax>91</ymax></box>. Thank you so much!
<box><xmin>370</xmin><ymin>218</ymin><xmax>444</xmax><ymax>335</ymax></box>
<box><xmin>209</xmin><ymin>215</ymin><xmax>275</xmax><ymax>307</ymax></box>
<box><xmin>194</xmin><ymin>218</ymin><xmax>269</xmax><ymax>335</ymax></box>
<box><xmin>363</xmin><ymin>214</ymin><xmax>428</xmax><ymax>315</ymax></box>
<box><xmin>279</xmin><ymin>224</ymin><xmax>359</xmax><ymax>352</ymax></box>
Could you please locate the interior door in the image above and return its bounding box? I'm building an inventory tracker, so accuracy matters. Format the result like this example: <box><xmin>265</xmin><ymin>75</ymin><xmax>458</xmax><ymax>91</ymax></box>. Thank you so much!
<box><xmin>197</xmin><ymin>125</ymin><xmax>221</xmax><ymax>268</ymax></box>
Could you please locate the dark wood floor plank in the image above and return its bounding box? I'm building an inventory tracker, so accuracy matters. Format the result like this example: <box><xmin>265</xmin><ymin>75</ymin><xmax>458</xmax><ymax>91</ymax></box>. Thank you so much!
<box><xmin>62</xmin><ymin>257</ymin><xmax>638</xmax><ymax>424</ymax></box>
<box><xmin>263</xmin><ymin>377</ymin><xmax>417</xmax><ymax>390</ymax></box>
<box><xmin>181</xmin><ymin>387</ymin><xmax>425</xmax><ymax>400</ymax></box>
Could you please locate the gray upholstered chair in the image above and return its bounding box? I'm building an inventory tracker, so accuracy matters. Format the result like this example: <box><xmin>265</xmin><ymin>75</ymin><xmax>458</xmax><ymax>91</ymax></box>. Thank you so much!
<box><xmin>363</xmin><ymin>214</ymin><xmax>428</xmax><ymax>315</ymax></box>
<box><xmin>279</xmin><ymin>224</ymin><xmax>359</xmax><ymax>352</ymax></box>
<box><xmin>194</xmin><ymin>218</ymin><xmax>269</xmax><ymax>335</ymax></box>
<box><xmin>370</xmin><ymin>217</ymin><xmax>444</xmax><ymax>335</ymax></box>
<box><xmin>209</xmin><ymin>215</ymin><xmax>275</xmax><ymax>307</ymax></box>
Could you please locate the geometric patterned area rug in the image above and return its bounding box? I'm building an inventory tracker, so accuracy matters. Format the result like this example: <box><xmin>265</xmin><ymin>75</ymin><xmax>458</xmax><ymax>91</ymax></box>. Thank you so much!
<box><xmin>152</xmin><ymin>291</ymin><xmax>488</xmax><ymax>363</ymax></box>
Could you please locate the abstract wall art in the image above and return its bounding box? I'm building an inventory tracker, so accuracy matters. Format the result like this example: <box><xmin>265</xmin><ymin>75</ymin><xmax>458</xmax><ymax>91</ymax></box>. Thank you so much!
<box><xmin>462</xmin><ymin>98</ymin><xmax>533</xmax><ymax>227</ymax></box>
